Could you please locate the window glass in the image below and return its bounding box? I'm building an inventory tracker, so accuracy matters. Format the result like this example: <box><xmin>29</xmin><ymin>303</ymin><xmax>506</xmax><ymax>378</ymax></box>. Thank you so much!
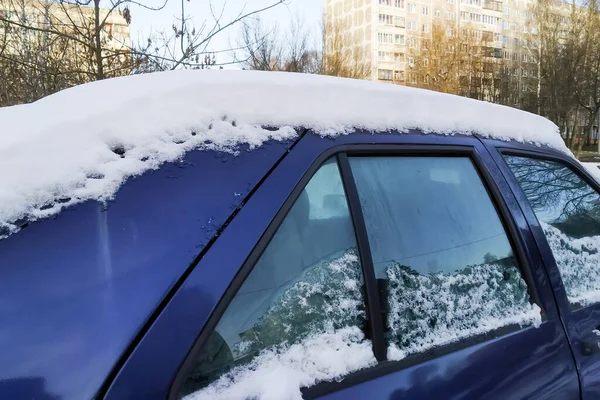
<box><xmin>180</xmin><ymin>160</ymin><xmax>369</xmax><ymax>398</ymax></box>
<box><xmin>350</xmin><ymin>156</ymin><xmax>539</xmax><ymax>360</ymax></box>
<box><xmin>504</xmin><ymin>156</ymin><xmax>600</xmax><ymax>306</ymax></box>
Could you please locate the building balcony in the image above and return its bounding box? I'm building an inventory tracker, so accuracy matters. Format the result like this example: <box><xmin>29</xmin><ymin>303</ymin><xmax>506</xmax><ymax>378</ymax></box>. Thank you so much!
<box><xmin>483</xmin><ymin>0</ymin><xmax>502</xmax><ymax>11</ymax></box>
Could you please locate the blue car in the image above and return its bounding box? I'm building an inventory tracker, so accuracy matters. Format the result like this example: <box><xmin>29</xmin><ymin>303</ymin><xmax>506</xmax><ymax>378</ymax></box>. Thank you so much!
<box><xmin>2</xmin><ymin>71</ymin><xmax>600</xmax><ymax>400</ymax></box>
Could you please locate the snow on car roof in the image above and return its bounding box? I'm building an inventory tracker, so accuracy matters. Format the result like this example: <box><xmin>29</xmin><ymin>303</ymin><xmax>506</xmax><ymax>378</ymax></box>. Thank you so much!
<box><xmin>0</xmin><ymin>69</ymin><xmax>567</xmax><ymax>237</ymax></box>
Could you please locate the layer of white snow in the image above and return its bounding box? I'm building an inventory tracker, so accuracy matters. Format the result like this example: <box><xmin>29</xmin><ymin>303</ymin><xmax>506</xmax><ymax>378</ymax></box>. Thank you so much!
<box><xmin>184</xmin><ymin>327</ymin><xmax>376</xmax><ymax>400</ymax></box>
<box><xmin>541</xmin><ymin>222</ymin><xmax>600</xmax><ymax>306</ymax></box>
<box><xmin>582</xmin><ymin>162</ymin><xmax>600</xmax><ymax>184</ymax></box>
<box><xmin>384</xmin><ymin>261</ymin><xmax>542</xmax><ymax>361</ymax></box>
<box><xmin>0</xmin><ymin>70</ymin><xmax>566</xmax><ymax>236</ymax></box>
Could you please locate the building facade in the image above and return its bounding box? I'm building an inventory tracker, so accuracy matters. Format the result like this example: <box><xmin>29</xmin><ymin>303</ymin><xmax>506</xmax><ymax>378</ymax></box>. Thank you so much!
<box><xmin>324</xmin><ymin>0</ymin><xmax>540</xmax><ymax>104</ymax></box>
<box><xmin>0</xmin><ymin>0</ymin><xmax>130</xmax><ymax>69</ymax></box>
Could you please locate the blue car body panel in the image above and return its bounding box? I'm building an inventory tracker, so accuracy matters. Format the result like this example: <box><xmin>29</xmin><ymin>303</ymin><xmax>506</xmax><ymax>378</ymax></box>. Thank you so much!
<box><xmin>103</xmin><ymin>132</ymin><xmax>579</xmax><ymax>400</ymax></box>
<box><xmin>481</xmin><ymin>137</ymin><xmax>600</xmax><ymax>400</ymax></box>
<box><xmin>0</xmin><ymin>140</ymin><xmax>293</xmax><ymax>400</ymax></box>
<box><xmin>1</xmin><ymin>131</ymin><xmax>587</xmax><ymax>399</ymax></box>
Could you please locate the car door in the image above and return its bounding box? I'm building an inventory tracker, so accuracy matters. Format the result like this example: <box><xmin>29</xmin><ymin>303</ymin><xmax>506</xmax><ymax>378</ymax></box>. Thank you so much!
<box><xmin>483</xmin><ymin>140</ymin><xmax>600</xmax><ymax>400</ymax></box>
<box><xmin>103</xmin><ymin>132</ymin><xmax>579</xmax><ymax>400</ymax></box>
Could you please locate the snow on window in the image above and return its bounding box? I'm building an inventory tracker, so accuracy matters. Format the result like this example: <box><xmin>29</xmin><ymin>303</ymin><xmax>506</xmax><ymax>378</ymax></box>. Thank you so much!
<box><xmin>182</xmin><ymin>251</ymin><xmax>375</xmax><ymax>400</ymax></box>
<box><xmin>385</xmin><ymin>261</ymin><xmax>541</xmax><ymax>360</ymax></box>
<box><xmin>183</xmin><ymin>326</ymin><xmax>375</xmax><ymax>400</ymax></box>
<box><xmin>231</xmin><ymin>251</ymin><xmax>366</xmax><ymax>357</ymax></box>
<box><xmin>0</xmin><ymin>70</ymin><xmax>568</xmax><ymax>239</ymax></box>
<box><xmin>541</xmin><ymin>222</ymin><xmax>600</xmax><ymax>306</ymax></box>
<box><xmin>583</xmin><ymin>162</ymin><xmax>600</xmax><ymax>184</ymax></box>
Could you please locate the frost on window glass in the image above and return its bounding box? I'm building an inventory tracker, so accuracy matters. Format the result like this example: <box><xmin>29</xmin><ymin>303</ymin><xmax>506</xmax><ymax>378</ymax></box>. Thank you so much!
<box><xmin>350</xmin><ymin>156</ymin><xmax>541</xmax><ymax>360</ymax></box>
<box><xmin>180</xmin><ymin>159</ymin><xmax>374</xmax><ymax>400</ymax></box>
<box><xmin>504</xmin><ymin>156</ymin><xmax>600</xmax><ymax>306</ymax></box>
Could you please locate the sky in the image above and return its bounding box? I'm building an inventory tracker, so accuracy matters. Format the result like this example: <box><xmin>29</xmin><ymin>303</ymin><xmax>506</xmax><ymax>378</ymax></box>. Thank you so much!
<box><xmin>128</xmin><ymin>0</ymin><xmax>324</xmax><ymax>66</ymax></box>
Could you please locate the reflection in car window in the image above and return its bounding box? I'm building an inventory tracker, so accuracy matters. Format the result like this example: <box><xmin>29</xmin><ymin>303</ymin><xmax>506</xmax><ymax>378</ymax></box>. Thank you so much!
<box><xmin>504</xmin><ymin>156</ymin><xmax>600</xmax><ymax>306</ymax></box>
<box><xmin>350</xmin><ymin>156</ymin><xmax>540</xmax><ymax>359</ymax></box>
<box><xmin>179</xmin><ymin>159</ymin><xmax>373</xmax><ymax>399</ymax></box>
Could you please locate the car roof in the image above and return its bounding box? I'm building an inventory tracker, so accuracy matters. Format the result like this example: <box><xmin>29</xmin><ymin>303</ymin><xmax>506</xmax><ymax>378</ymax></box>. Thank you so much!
<box><xmin>0</xmin><ymin>70</ymin><xmax>567</xmax><ymax>240</ymax></box>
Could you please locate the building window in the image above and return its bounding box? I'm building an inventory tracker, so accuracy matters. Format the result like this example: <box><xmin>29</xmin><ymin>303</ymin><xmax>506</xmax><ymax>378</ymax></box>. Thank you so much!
<box><xmin>394</xmin><ymin>16</ymin><xmax>405</xmax><ymax>27</ymax></box>
<box><xmin>523</xmin><ymin>39</ymin><xmax>528</xmax><ymax>48</ymax></box>
<box><xmin>394</xmin><ymin>70</ymin><xmax>405</xmax><ymax>80</ymax></box>
<box><xmin>470</xmin><ymin>13</ymin><xmax>481</xmax><ymax>23</ymax></box>
<box><xmin>394</xmin><ymin>52</ymin><xmax>405</xmax><ymax>62</ymax></box>
<box><xmin>408</xmin><ymin>57</ymin><xmax>415</xmax><ymax>67</ymax></box>
<box><xmin>503</xmin><ymin>21</ymin><xmax>510</xmax><ymax>30</ymax></box>
<box><xmin>408</xmin><ymin>3</ymin><xmax>417</xmax><ymax>13</ymax></box>
<box><xmin>407</xmin><ymin>37</ymin><xmax>418</xmax><ymax>48</ymax></box>
<box><xmin>446</xmin><ymin>27</ymin><xmax>454</xmax><ymax>37</ymax></box>
<box><xmin>379</xmin><ymin>14</ymin><xmax>394</xmax><ymax>24</ymax></box>
<box><xmin>504</xmin><ymin>7</ymin><xmax>510</xmax><ymax>14</ymax></box>
<box><xmin>514</xmin><ymin>23</ymin><xmax>519</xmax><ymax>32</ymax></box>
<box><xmin>379</xmin><ymin>0</ymin><xmax>391</xmax><ymax>5</ymax></box>
<box><xmin>395</xmin><ymin>0</ymin><xmax>405</xmax><ymax>7</ymax></box>
<box><xmin>446</xmin><ymin>11</ymin><xmax>455</xmax><ymax>20</ymax></box>
<box><xmin>408</xmin><ymin>73</ymin><xmax>418</xmax><ymax>83</ymax></box>
<box><xmin>461</xmin><ymin>11</ymin><xmax>468</xmax><ymax>20</ymax></box>
<box><xmin>513</xmin><ymin>38</ymin><xmax>519</xmax><ymax>47</ymax></box>
<box><xmin>423</xmin><ymin>23</ymin><xmax>430</xmax><ymax>33</ymax></box>
<box><xmin>407</xmin><ymin>20</ymin><xmax>417</xmax><ymax>30</ymax></box>
<box><xmin>379</xmin><ymin>69</ymin><xmax>394</xmax><ymax>80</ymax></box>
<box><xmin>378</xmin><ymin>50</ymin><xmax>394</xmax><ymax>62</ymax></box>
<box><xmin>395</xmin><ymin>33</ymin><xmax>406</xmax><ymax>44</ymax></box>
<box><xmin>494</xmin><ymin>32</ymin><xmax>501</xmax><ymax>42</ymax></box>
<box><xmin>434</xmin><ymin>8</ymin><xmax>441</xmax><ymax>17</ymax></box>
<box><xmin>446</xmin><ymin>0</ymin><xmax>454</xmax><ymax>4</ymax></box>
<box><xmin>378</xmin><ymin>32</ymin><xmax>394</xmax><ymax>43</ymax></box>
<box><xmin>422</xmin><ymin>6</ymin><xmax>429</xmax><ymax>15</ymax></box>
<box><xmin>503</xmin><ymin>36</ymin><xmax>509</xmax><ymax>46</ymax></box>
<box><xmin>470</xmin><ymin>0</ymin><xmax>481</xmax><ymax>5</ymax></box>
<box><xmin>522</xmin><ymin>54</ymin><xmax>528</xmax><ymax>62</ymax></box>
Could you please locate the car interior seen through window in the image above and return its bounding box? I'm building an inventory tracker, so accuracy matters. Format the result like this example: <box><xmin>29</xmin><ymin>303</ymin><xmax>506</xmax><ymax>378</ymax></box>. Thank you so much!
<box><xmin>504</xmin><ymin>155</ymin><xmax>600</xmax><ymax>307</ymax></box>
<box><xmin>349</xmin><ymin>156</ymin><xmax>540</xmax><ymax>359</ymax></box>
<box><xmin>179</xmin><ymin>159</ymin><xmax>370</xmax><ymax>399</ymax></box>
<box><xmin>179</xmin><ymin>154</ymin><xmax>543</xmax><ymax>399</ymax></box>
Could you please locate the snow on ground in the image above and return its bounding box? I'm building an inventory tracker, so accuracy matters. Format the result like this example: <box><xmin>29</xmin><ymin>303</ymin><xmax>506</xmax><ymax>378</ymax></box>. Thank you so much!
<box><xmin>0</xmin><ymin>70</ymin><xmax>566</xmax><ymax>237</ymax></box>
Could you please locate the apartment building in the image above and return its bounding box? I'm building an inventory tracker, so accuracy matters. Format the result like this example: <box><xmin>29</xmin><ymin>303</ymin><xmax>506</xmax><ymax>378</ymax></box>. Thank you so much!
<box><xmin>324</xmin><ymin>0</ymin><xmax>540</xmax><ymax>101</ymax></box>
<box><xmin>0</xmin><ymin>0</ymin><xmax>130</xmax><ymax>62</ymax></box>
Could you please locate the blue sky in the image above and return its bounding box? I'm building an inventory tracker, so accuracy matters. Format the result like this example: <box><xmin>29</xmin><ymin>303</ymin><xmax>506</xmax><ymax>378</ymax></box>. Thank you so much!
<box><xmin>128</xmin><ymin>0</ymin><xmax>324</xmax><ymax>65</ymax></box>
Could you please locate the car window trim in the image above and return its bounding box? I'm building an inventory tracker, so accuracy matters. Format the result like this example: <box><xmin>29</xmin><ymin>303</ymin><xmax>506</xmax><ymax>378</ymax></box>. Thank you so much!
<box><xmin>169</xmin><ymin>143</ymin><xmax>543</xmax><ymax>400</ymax></box>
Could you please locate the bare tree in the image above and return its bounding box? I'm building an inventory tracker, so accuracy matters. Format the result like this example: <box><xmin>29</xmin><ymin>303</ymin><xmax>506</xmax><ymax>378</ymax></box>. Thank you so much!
<box><xmin>321</xmin><ymin>17</ymin><xmax>370</xmax><ymax>79</ymax></box>
<box><xmin>0</xmin><ymin>0</ymin><xmax>286</xmax><ymax>106</ymax></box>
<box><xmin>236</xmin><ymin>14</ymin><xmax>321</xmax><ymax>74</ymax></box>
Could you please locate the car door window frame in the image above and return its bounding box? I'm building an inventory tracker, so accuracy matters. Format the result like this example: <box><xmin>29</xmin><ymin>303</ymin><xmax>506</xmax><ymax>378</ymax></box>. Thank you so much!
<box><xmin>170</xmin><ymin>144</ymin><xmax>543</xmax><ymax>400</ymax></box>
<box><xmin>495</xmin><ymin>147</ymin><xmax>600</xmax><ymax>312</ymax></box>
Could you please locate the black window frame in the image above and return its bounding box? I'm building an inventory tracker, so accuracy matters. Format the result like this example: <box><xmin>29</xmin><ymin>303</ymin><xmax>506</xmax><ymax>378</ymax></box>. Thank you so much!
<box><xmin>497</xmin><ymin>147</ymin><xmax>600</xmax><ymax>312</ymax></box>
<box><xmin>169</xmin><ymin>144</ymin><xmax>543</xmax><ymax>400</ymax></box>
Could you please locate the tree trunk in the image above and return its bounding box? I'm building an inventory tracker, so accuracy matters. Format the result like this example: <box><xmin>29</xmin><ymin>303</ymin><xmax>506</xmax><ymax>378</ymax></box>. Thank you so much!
<box><xmin>94</xmin><ymin>0</ymin><xmax>104</xmax><ymax>80</ymax></box>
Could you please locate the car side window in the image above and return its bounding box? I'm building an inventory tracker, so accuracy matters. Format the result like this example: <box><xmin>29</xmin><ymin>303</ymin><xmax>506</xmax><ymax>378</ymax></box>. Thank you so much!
<box><xmin>349</xmin><ymin>156</ymin><xmax>540</xmax><ymax>360</ymax></box>
<box><xmin>179</xmin><ymin>159</ymin><xmax>372</xmax><ymax>399</ymax></box>
<box><xmin>503</xmin><ymin>155</ymin><xmax>600</xmax><ymax>307</ymax></box>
